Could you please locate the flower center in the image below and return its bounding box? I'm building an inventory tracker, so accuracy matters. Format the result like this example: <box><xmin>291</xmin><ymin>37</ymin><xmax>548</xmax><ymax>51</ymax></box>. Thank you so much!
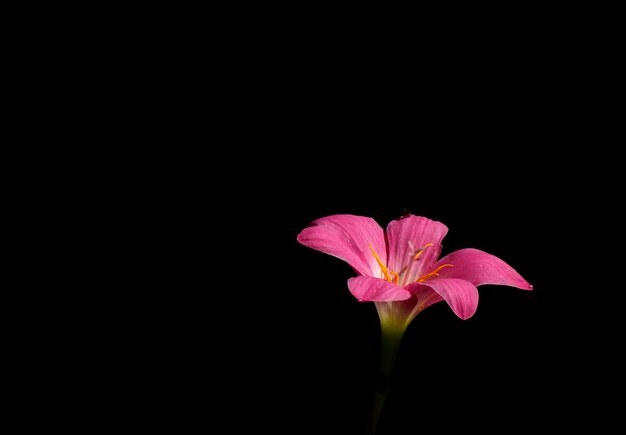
<box><xmin>369</xmin><ymin>243</ymin><xmax>453</xmax><ymax>285</ymax></box>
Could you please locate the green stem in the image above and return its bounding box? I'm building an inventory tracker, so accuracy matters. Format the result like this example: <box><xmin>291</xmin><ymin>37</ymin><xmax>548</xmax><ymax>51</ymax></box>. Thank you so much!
<box><xmin>366</xmin><ymin>326</ymin><xmax>405</xmax><ymax>435</ymax></box>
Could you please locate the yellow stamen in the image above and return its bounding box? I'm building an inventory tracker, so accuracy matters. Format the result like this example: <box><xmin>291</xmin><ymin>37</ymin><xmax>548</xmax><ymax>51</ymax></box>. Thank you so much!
<box><xmin>416</xmin><ymin>264</ymin><xmax>454</xmax><ymax>283</ymax></box>
<box><xmin>413</xmin><ymin>243</ymin><xmax>434</xmax><ymax>260</ymax></box>
<box><xmin>390</xmin><ymin>271</ymin><xmax>400</xmax><ymax>285</ymax></box>
<box><xmin>369</xmin><ymin>244</ymin><xmax>392</xmax><ymax>282</ymax></box>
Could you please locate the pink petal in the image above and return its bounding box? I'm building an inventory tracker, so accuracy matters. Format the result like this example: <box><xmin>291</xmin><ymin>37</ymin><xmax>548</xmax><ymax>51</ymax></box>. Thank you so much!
<box><xmin>434</xmin><ymin>248</ymin><xmax>532</xmax><ymax>290</ymax></box>
<box><xmin>407</xmin><ymin>279</ymin><xmax>479</xmax><ymax>320</ymax></box>
<box><xmin>404</xmin><ymin>283</ymin><xmax>444</xmax><ymax>312</ymax></box>
<box><xmin>385</xmin><ymin>215</ymin><xmax>448</xmax><ymax>284</ymax></box>
<box><xmin>297</xmin><ymin>214</ymin><xmax>387</xmax><ymax>277</ymax></box>
<box><xmin>347</xmin><ymin>276</ymin><xmax>412</xmax><ymax>302</ymax></box>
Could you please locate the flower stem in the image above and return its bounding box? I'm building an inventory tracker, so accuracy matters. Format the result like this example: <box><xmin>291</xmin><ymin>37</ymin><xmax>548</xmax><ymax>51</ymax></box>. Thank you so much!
<box><xmin>366</xmin><ymin>326</ymin><xmax>405</xmax><ymax>435</ymax></box>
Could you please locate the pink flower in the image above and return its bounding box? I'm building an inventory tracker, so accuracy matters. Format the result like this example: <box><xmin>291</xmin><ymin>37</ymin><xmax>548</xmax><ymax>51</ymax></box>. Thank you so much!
<box><xmin>297</xmin><ymin>214</ymin><xmax>532</xmax><ymax>331</ymax></box>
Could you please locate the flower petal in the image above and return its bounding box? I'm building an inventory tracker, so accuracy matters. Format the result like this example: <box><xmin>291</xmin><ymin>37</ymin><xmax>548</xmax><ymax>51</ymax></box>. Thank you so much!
<box><xmin>385</xmin><ymin>215</ymin><xmax>448</xmax><ymax>284</ymax></box>
<box><xmin>434</xmin><ymin>248</ymin><xmax>532</xmax><ymax>290</ymax></box>
<box><xmin>403</xmin><ymin>283</ymin><xmax>444</xmax><ymax>312</ymax></box>
<box><xmin>297</xmin><ymin>214</ymin><xmax>387</xmax><ymax>277</ymax></box>
<box><xmin>406</xmin><ymin>279</ymin><xmax>479</xmax><ymax>320</ymax></box>
<box><xmin>348</xmin><ymin>276</ymin><xmax>412</xmax><ymax>302</ymax></box>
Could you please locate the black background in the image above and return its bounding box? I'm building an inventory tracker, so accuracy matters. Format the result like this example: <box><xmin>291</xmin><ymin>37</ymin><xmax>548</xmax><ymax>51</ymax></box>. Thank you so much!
<box><xmin>20</xmin><ymin>13</ymin><xmax>622</xmax><ymax>434</ymax></box>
